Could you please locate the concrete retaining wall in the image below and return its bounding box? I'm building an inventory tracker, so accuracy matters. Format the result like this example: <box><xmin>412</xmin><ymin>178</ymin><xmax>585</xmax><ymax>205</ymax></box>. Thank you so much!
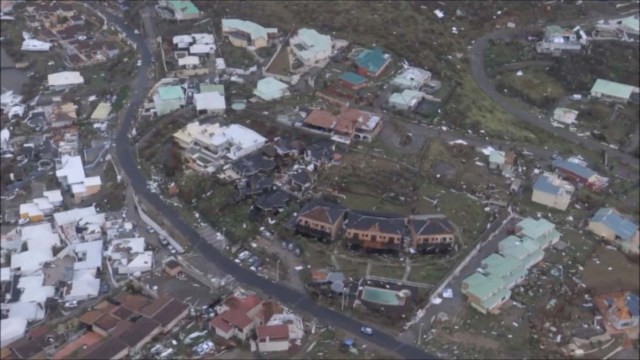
<box><xmin>132</xmin><ymin>193</ymin><xmax>186</xmax><ymax>253</ymax></box>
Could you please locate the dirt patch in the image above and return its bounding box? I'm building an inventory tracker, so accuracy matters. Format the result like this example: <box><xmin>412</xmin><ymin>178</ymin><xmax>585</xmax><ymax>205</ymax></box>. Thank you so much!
<box><xmin>582</xmin><ymin>246</ymin><xmax>640</xmax><ymax>296</ymax></box>
<box><xmin>265</xmin><ymin>45</ymin><xmax>290</xmax><ymax>76</ymax></box>
<box><xmin>438</xmin><ymin>331</ymin><xmax>501</xmax><ymax>351</ymax></box>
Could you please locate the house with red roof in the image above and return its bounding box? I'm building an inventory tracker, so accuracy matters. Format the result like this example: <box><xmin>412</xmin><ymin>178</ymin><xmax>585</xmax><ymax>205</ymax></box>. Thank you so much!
<box><xmin>209</xmin><ymin>293</ymin><xmax>264</xmax><ymax>341</ymax></box>
<box><xmin>254</xmin><ymin>324</ymin><xmax>290</xmax><ymax>352</ymax></box>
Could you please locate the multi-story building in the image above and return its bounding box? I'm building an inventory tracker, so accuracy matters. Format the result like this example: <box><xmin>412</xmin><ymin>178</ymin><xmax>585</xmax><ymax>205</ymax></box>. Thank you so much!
<box><xmin>343</xmin><ymin>211</ymin><xmax>407</xmax><ymax>252</ymax></box>
<box><xmin>295</xmin><ymin>200</ymin><xmax>347</xmax><ymax>242</ymax></box>
<box><xmin>408</xmin><ymin>216</ymin><xmax>456</xmax><ymax>253</ymax></box>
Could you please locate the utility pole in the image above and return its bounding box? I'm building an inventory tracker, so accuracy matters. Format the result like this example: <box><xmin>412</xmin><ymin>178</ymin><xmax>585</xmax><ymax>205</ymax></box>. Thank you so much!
<box><xmin>276</xmin><ymin>260</ymin><xmax>280</xmax><ymax>282</ymax></box>
<box><xmin>417</xmin><ymin>323</ymin><xmax>424</xmax><ymax>346</ymax></box>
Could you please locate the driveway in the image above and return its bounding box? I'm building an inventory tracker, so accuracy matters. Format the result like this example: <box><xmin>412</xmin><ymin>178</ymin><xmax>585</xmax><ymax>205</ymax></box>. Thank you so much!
<box><xmin>468</xmin><ymin>18</ymin><xmax>639</xmax><ymax>176</ymax></box>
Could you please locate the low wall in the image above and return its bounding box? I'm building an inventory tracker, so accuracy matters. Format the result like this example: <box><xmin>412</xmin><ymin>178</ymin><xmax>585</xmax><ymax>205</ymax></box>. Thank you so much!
<box><xmin>132</xmin><ymin>193</ymin><xmax>186</xmax><ymax>253</ymax></box>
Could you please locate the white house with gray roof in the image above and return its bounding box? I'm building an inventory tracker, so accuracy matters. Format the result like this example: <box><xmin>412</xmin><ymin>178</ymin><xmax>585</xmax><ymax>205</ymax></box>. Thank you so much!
<box><xmin>290</xmin><ymin>28</ymin><xmax>332</xmax><ymax>65</ymax></box>
<box><xmin>222</xmin><ymin>19</ymin><xmax>277</xmax><ymax>49</ymax></box>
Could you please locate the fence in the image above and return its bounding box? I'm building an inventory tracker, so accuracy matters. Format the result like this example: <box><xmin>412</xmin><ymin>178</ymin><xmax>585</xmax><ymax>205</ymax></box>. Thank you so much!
<box><xmin>404</xmin><ymin>209</ymin><xmax>513</xmax><ymax>329</ymax></box>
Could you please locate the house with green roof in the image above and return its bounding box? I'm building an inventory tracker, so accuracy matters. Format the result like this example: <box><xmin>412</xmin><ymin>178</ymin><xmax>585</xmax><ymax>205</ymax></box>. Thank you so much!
<box><xmin>590</xmin><ymin>79</ymin><xmax>638</xmax><ymax>104</ymax></box>
<box><xmin>159</xmin><ymin>0</ymin><xmax>201</xmax><ymax>21</ymax></box>
<box><xmin>515</xmin><ymin>217</ymin><xmax>560</xmax><ymax>250</ymax></box>
<box><xmin>355</xmin><ymin>47</ymin><xmax>391</xmax><ymax>77</ymax></box>
<box><xmin>620</xmin><ymin>15</ymin><xmax>639</xmax><ymax>36</ymax></box>
<box><xmin>480</xmin><ymin>254</ymin><xmax>527</xmax><ymax>289</ymax></box>
<box><xmin>153</xmin><ymin>85</ymin><xmax>186</xmax><ymax>116</ymax></box>
<box><xmin>499</xmin><ymin>235</ymin><xmax>544</xmax><ymax>269</ymax></box>
<box><xmin>461</xmin><ymin>272</ymin><xmax>511</xmax><ymax>315</ymax></box>
<box><xmin>200</xmin><ymin>83</ymin><xmax>225</xmax><ymax>96</ymax></box>
<box><xmin>254</xmin><ymin>77</ymin><xmax>289</xmax><ymax>101</ymax></box>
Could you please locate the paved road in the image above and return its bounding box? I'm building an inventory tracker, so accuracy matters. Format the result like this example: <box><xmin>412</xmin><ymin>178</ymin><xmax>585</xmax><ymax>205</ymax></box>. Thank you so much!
<box><xmin>92</xmin><ymin>4</ymin><xmax>434</xmax><ymax>359</ymax></box>
<box><xmin>469</xmin><ymin>23</ymin><xmax>640</xmax><ymax>173</ymax></box>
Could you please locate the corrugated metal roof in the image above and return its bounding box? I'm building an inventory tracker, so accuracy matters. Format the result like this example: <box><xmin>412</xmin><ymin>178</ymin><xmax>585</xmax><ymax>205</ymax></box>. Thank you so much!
<box><xmin>533</xmin><ymin>174</ymin><xmax>561</xmax><ymax>194</ymax></box>
<box><xmin>481</xmin><ymin>254</ymin><xmax>523</xmax><ymax>279</ymax></box>
<box><xmin>355</xmin><ymin>47</ymin><xmax>387</xmax><ymax>74</ymax></box>
<box><xmin>590</xmin><ymin>79</ymin><xmax>634</xmax><ymax>100</ymax></box>
<box><xmin>591</xmin><ymin>208</ymin><xmax>639</xmax><ymax>241</ymax></box>
<box><xmin>552</xmin><ymin>159</ymin><xmax>596</xmax><ymax>180</ymax></box>
<box><xmin>462</xmin><ymin>272</ymin><xmax>506</xmax><ymax>300</ymax></box>
<box><xmin>157</xmin><ymin>85</ymin><xmax>185</xmax><ymax>101</ymax></box>
<box><xmin>339</xmin><ymin>72</ymin><xmax>367</xmax><ymax>85</ymax></box>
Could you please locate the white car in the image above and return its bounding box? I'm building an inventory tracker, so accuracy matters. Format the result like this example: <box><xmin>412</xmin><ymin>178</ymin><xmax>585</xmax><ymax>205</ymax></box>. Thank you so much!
<box><xmin>360</xmin><ymin>326</ymin><xmax>373</xmax><ymax>335</ymax></box>
<box><xmin>64</xmin><ymin>301</ymin><xmax>78</xmax><ymax>308</ymax></box>
<box><xmin>167</xmin><ymin>245</ymin><xmax>177</xmax><ymax>254</ymax></box>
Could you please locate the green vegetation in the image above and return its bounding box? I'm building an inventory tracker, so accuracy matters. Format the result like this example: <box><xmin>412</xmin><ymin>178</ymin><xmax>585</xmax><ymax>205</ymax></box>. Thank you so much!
<box><xmin>444</xmin><ymin>74</ymin><xmax>538</xmax><ymax>142</ymax></box>
<box><xmin>495</xmin><ymin>68</ymin><xmax>566</xmax><ymax>109</ymax></box>
<box><xmin>548</xmin><ymin>41</ymin><xmax>640</xmax><ymax>92</ymax></box>
<box><xmin>221</xmin><ymin>40</ymin><xmax>258</xmax><ymax>68</ymax></box>
<box><xmin>112</xmin><ymin>85</ymin><xmax>130</xmax><ymax>112</ymax></box>
<box><xmin>484</xmin><ymin>40</ymin><xmax>529</xmax><ymax>69</ymax></box>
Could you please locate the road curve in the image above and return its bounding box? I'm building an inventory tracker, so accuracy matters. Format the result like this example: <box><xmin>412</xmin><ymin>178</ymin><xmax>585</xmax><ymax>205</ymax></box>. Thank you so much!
<box><xmin>469</xmin><ymin>26</ymin><xmax>640</xmax><ymax>171</ymax></box>
<box><xmin>92</xmin><ymin>4</ymin><xmax>434</xmax><ymax>360</ymax></box>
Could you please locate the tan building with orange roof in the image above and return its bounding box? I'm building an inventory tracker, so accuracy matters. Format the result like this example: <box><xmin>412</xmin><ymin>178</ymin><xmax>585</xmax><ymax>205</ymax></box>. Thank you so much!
<box><xmin>594</xmin><ymin>291</ymin><xmax>639</xmax><ymax>333</ymax></box>
<box><xmin>303</xmin><ymin>107</ymin><xmax>383</xmax><ymax>144</ymax></box>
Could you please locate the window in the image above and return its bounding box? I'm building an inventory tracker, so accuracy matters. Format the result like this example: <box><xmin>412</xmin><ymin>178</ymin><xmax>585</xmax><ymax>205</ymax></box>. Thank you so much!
<box><xmin>303</xmin><ymin>220</ymin><xmax>309</xmax><ymax>226</ymax></box>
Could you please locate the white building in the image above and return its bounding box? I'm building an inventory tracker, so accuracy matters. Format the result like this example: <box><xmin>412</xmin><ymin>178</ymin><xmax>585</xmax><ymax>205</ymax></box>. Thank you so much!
<box><xmin>47</xmin><ymin>71</ymin><xmax>85</xmax><ymax>90</ymax></box>
<box><xmin>390</xmin><ymin>67</ymin><xmax>432</xmax><ymax>90</ymax></box>
<box><xmin>178</xmin><ymin>55</ymin><xmax>201</xmax><ymax>69</ymax></box>
<box><xmin>55</xmin><ymin>155</ymin><xmax>102</xmax><ymax>202</ymax></box>
<box><xmin>106</xmin><ymin>238</ymin><xmax>154</xmax><ymax>275</ymax></box>
<box><xmin>194</xmin><ymin>92</ymin><xmax>226</xmax><ymax>114</ymax></box>
<box><xmin>0</xmin><ymin>317</ymin><xmax>28</xmax><ymax>347</ymax></box>
<box><xmin>21</xmin><ymin>39</ymin><xmax>52</xmax><ymax>52</ymax></box>
<box><xmin>53</xmin><ymin>206</ymin><xmax>105</xmax><ymax>243</ymax></box>
<box><xmin>289</xmin><ymin>28</ymin><xmax>332</xmax><ymax>65</ymax></box>
<box><xmin>215</xmin><ymin>124</ymin><xmax>267</xmax><ymax>160</ymax></box>
<box><xmin>10</xmin><ymin>224</ymin><xmax>60</xmax><ymax>275</ymax></box>
<box><xmin>173</xmin><ymin>122</ymin><xmax>267</xmax><ymax>173</ymax></box>
<box><xmin>73</xmin><ymin>240</ymin><xmax>103</xmax><ymax>272</ymax></box>
<box><xmin>254</xmin><ymin>77</ymin><xmax>290</xmax><ymax>101</ymax></box>
<box><xmin>66</xmin><ymin>269</ymin><xmax>100</xmax><ymax>301</ymax></box>
<box><xmin>221</xmin><ymin>19</ymin><xmax>277</xmax><ymax>49</ymax></box>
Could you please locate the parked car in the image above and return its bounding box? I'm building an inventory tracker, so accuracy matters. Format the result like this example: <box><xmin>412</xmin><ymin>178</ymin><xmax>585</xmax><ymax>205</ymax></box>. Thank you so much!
<box><xmin>360</xmin><ymin>326</ymin><xmax>373</xmax><ymax>335</ymax></box>
<box><xmin>64</xmin><ymin>301</ymin><xmax>78</xmax><ymax>308</ymax></box>
<box><xmin>167</xmin><ymin>245</ymin><xmax>177</xmax><ymax>254</ymax></box>
<box><xmin>281</xmin><ymin>241</ymin><xmax>289</xmax><ymax>249</ymax></box>
<box><xmin>247</xmin><ymin>255</ymin><xmax>259</xmax><ymax>265</ymax></box>
<box><xmin>159</xmin><ymin>237</ymin><xmax>169</xmax><ymax>246</ymax></box>
<box><xmin>570</xmin><ymin>94</ymin><xmax>583</xmax><ymax>101</ymax></box>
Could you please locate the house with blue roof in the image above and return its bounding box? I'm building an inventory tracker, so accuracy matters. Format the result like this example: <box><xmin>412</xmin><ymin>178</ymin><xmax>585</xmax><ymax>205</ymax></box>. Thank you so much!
<box><xmin>354</xmin><ymin>47</ymin><xmax>391</xmax><ymax>77</ymax></box>
<box><xmin>531</xmin><ymin>173</ymin><xmax>574</xmax><ymax>211</ymax></box>
<box><xmin>588</xmin><ymin>208</ymin><xmax>639</xmax><ymax>254</ymax></box>
<box><xmin>552</xmin><ymin>159</ymin><xmax>609</xmax><ymax>191</ymax></box>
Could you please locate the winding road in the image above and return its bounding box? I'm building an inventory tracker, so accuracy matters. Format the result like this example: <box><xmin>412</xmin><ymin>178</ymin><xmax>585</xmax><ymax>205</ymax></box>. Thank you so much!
<box><xmin>92</xmin><ymin>4</ymin><xmax>433</xmax><ymax>359</ymax></box>
<box><xmin>469</xmin><ymin>24</ymin><xmax>640</xmax><ymax>172</ymax></box>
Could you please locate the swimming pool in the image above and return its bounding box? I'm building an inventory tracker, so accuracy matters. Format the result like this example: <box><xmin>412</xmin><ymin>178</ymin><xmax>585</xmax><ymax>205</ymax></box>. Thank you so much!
<box><xmin>361</xmin><ymin>286</ymin><xmax>406</xmax><ymax>306</ymax></box>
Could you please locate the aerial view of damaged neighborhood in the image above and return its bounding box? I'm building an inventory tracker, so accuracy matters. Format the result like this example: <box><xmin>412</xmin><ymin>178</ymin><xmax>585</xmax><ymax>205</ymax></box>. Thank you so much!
<box><xmin>0</xmin><ymin>0</ymin><xmax>639</xmax><ymax>359</ymax></box>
